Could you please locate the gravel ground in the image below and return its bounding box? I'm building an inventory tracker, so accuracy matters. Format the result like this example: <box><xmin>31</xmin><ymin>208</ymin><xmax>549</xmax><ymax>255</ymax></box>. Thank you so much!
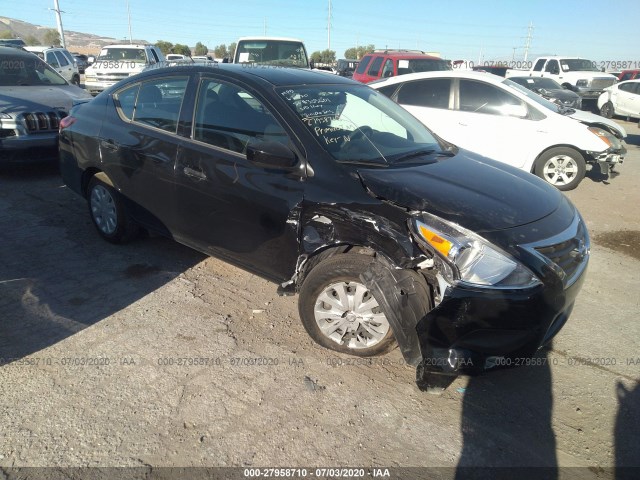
<box><xmin>0</xmin><ymin>119</ymin><xmax>639</xmax><ymax>479</ymax></box>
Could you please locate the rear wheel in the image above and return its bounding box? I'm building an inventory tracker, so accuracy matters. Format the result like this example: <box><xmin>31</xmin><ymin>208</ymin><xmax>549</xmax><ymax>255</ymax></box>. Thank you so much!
<box><xmin>534</xmin><ymin>147</ymin><xmax>586</xmax><ymax>191</ymax></box>
<box><xmin>298</xmin><ymin>254</ymin><xmax>395</xmax><ymax>356</ymax></box>
<box><xmin>87</xmin><ymin>176</ymin><xmax>139</xmax><ymax>243</ymax></box>
<box><xmin>600</xmin><ymin>101</ymin><xmax>614</xmax><ymax>118</ymax></box>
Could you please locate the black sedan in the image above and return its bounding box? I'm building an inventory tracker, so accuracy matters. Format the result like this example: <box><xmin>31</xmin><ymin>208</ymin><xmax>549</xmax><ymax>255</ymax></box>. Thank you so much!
<box><xmin>509</xmin><ymin>76</ymin><xmax>582</xmax><ymax>109</ymax></box>
<box><xmin>59</xmin><ymin>64</ymin><xmax>589</xmax><ymax>391</ymax></box>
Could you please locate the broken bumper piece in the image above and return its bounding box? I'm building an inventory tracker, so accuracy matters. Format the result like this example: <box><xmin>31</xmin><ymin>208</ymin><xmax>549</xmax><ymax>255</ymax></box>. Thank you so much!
<box><xmin>362</xmin><ymin>254</ymin><xmax>587</xmax><ymax>393</ymax></box>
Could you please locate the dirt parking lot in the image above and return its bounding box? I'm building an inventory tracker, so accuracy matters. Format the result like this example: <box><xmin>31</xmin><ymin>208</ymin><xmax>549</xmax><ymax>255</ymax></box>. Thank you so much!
<box><xmin>1</xmin><ymin>120</ymin><xmax>639</xmax><ymax>479</ymax></box>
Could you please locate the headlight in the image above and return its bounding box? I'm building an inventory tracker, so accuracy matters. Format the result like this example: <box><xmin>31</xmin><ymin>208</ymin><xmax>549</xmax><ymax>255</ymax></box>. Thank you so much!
<box><xmin>576</xmin><ymin>79</ymin><xmax>589</xmax><ymax>87</ymax></box>
<box><xmin>588</xmin><ymin>126</ymin><xmax>621</xmax><ymax>149</ymax></box>
<box><xmin>411</xmin><ymin>214</ymin><xmax>541</xmax><ymax>289</ymax></box>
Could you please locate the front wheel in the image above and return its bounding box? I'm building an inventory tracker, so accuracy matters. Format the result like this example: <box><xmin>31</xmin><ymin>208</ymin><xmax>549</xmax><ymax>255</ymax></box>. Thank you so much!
<box><xmin>71</xmin><ymin>74</ymin><xmax>80</xmax><ymax>86</ymax></box>
<box><xmin>599</xmin><ymin>101</ymin><xmax>614</xmax><ymax>119</ymax></box>
<box><xmin>534</xmin><ymin>147</ymin><xmax>586</xmax><ymax>191</ymax></box>
<box><xmin>87</xmin><ymin>176</ymin><xmax>139</xmax><ymax>243</ymax></box>
<box><xmin>298</xmin><ymin>253</ymin><xmax>395</xmax><ymax>356</ymax></box>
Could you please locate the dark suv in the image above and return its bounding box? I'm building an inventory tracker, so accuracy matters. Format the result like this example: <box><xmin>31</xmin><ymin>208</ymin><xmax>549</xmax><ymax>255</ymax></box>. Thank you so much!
<box><xmin>352</xmin><ymin>50</ymin><xmax>451</xmax><ymax>83</ymax></box>
<box><xmin>59</xmin><ymin>65</ymin><xmax>588</xmax><ymax>391</ymax></box>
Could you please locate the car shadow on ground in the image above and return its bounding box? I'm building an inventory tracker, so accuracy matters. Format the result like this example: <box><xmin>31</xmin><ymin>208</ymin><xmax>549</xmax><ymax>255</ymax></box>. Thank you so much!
<box><xmin>615</xmin><ymin>380</ymin><xmax>640</xmax><ymax>479</ymax></box>
<box><xmin>456</xmin><ymin>350</ymin><xmax>558</xmax><ymax>479</ymax></box>
<box><xmin>0</xmin><ymin>164</ymin><xmax>205</xmax><ymax>361</ymax></box>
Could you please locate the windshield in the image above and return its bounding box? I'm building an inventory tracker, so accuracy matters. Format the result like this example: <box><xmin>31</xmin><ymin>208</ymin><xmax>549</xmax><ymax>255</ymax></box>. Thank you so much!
<box><xmin>97</xmin><ymin>48</ymin><xmax>148</xmax><ymax>63</ymax></box>
<box><xmin>0</xmin><ymin>53</ymin><xmax>67</xmax><ymax>86</ymax></box>
<box><xmin>398</xmin><ymin>59</ymin><xmax>451</xmax><ymax>76</ymax></box>
<box><xmin>502</xmin><ymin>79</ymin><xmax>559</xmax><ymax>113</ymax></box>
<box><xmin>277</xmin><ymin>84</ymin><xmax>442</xmax><ymax>165</ymax></box>
<box><xmin>235</xmin><ymin>40</ymin><xmax>309</xmax><ymax>68</ymax></box>
<box><xmin>561</xmin><ymin>59</ymin><xmax>596</xmax><ymax>72</ymax></box>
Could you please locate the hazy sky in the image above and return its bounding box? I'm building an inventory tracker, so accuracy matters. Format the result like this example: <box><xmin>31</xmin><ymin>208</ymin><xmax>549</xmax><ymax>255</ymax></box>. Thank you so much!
<box><xmin>2</xmin><ymin>0</ymin><xmax>639</xmax><ymax>63</ymax></box>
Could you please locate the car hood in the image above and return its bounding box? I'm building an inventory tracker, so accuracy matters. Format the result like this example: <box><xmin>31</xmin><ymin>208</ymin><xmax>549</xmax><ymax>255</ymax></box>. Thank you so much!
<box><xmin>357</xmin><ymin>149</ymin><xmax>562</xmax><ymax>233</ymax></box>
<box><xmin>567</xmin><ymin>109</ymin><xmax>627</xmax><ymax>138</ymax></box>
<box><xmin>537</xmin><ymin>88</ymin><xmax>578</xmax><ymax>100</ymax></box>
<box><xmin>0</xmin><ymin>85</ymin><xmax>92</xmax><ymax>115</ymax></box>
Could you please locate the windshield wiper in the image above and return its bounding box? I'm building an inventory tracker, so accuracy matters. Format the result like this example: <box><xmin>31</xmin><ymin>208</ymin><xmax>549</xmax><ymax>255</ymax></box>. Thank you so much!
<box><xmin>337</xmin><ymin>158</ymin><xmax>389</xmax><ymax>167</ymax></box>
<box><xmin>390</xmin><ymin>149</ymin><xmax>440</xmax><ymax>163</ymax></box>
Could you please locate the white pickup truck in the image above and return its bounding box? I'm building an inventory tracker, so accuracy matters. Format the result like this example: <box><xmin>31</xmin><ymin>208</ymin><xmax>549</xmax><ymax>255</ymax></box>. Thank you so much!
<box><xmin>233</xmin><ymin>37</ymin><xmax>310</xmax><ymax>69</ymax></box>
<box><xmin>84</xmin><ymin>44</ymin><xmax>165</xmax><ymax>95</ymax></box>
<box><xmin>518</xmin><ymin>56</ymin><xmax>617</xmax><ymax>99</ymax></box>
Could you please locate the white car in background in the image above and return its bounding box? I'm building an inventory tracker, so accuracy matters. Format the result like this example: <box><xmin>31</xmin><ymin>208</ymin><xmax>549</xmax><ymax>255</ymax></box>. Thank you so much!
<box><xmin>598</xmin><ymin>80</ymin><xmax>640</xmax><ymax>120</ymax></box>
<box><xmin>371</xmin><ymin>71</ymin><xmax>627</xmax><ymax>190</ymax></box>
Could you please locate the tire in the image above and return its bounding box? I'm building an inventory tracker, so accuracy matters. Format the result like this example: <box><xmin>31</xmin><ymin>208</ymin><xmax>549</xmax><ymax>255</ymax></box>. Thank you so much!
<box><xmin>534</xmin><ymin>147</ymin><xmax>586</xmax><ymax>191</ymax></box>
<box><xmin>87</xmin><ymin>176</ymin><xmax>139</xmax><ymax>243</ymax></box>
<box><xmin>298</xmin><ymin>253</ymin><xmax>396</xmax><ymax>356</ymax></box>
<box><xmin>600</xmin><ymin>101</ymin><xmax>614</xmax><ymax>119</ymax></box>
<box><xmin>71</xmin><ymin>74</ymin><xmax>80</xmax><ymax>86</ymax></box>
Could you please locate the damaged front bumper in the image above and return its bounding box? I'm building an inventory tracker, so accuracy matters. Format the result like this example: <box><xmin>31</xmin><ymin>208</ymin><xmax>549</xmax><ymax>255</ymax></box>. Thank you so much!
<box><xmin>361</xmin><ymin>241</ymin><xmax>588</xmax><ymax>393</ymax></box>
<box><xmin>587</xmin><ymin>144</ymin><xmax>626</xmax><ymax>174</ymax></box>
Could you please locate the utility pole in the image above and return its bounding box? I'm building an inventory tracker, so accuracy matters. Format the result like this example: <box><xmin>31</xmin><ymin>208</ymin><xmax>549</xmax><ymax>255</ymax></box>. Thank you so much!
<box><xmin>327</xmin><ymin>0</ymin><xmax>332</xmax><ymax>51</ymax></box>
<box><xmin>51</xmin><ymin>0</ymin><xmax>66</xmax><ymax>48</ymax></box>
<box><xmin>126</xmin><ymin>0</ymin><xmax>133</xmax><ymax>44</ymax></box>
<box><xmin>523</xmin><ymin>22</ymin><xmax>534</xmax><ymax>62</ymax></box>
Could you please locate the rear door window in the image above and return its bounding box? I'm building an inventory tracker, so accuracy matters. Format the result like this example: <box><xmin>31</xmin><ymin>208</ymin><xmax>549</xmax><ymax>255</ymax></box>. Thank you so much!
<box><xmin>133</xmin><ymin>77</ymin><xmax>188</xmax><ymax>132</ymax></box>
<box><xmin>54</xmin><ymin>51</ymin><xmax>69</xmax><ymax>67</ymax></box>
<box><xmin>45</xmin><ymin>51</ymin><xmax>60</xmax><ymax>68</ymax></box>
<box><xmin>397</xmin><ymin>79</ymin><xmax>451</xmax><ymax>108</ymax></box>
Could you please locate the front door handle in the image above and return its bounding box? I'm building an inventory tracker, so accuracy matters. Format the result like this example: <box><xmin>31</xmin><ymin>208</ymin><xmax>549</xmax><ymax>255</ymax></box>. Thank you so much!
<box><xmin>183</xmin><ymin>166</ymin><xmax>207</xmax><ymax>180</ymax></box>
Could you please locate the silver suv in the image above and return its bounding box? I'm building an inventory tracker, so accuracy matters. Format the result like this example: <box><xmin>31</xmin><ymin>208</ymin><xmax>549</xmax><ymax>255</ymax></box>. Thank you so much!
<box><xmin>25</xmin><ymin>46</ymin><xmax>80</xmax><ymax>85</ymax></box>
<box><xmin>0</xmin><ymin>46</ymin><xmax>91</xmax><ymax>163</ymax></box>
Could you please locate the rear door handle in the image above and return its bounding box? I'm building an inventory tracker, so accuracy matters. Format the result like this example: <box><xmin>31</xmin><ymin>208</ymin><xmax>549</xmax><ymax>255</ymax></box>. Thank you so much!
<box><xmin>183</xmin><ymin>166</ymin><xmax>207</xmax><ymax>180</ymax></box>
<box><xmin>100</xmin><ymin>139</ymin><xmax>119</xmax><ymax>151</ymax></box>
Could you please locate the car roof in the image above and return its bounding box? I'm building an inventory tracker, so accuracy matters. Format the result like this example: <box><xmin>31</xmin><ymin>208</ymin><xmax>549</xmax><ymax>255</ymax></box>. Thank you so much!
<box><xmin>370</xmin><ymin>69</ymin><xmax>505</xmax><ymax>88</ymax></box>
<box><xmin>0</xmin><ymin>46</ymin><xmax>39</xmax><ymax>57</ymax></box>
<box><xmin>137</xmin><ymin>64</ymin><xmax>356</xmax><ymax>87</ymax></box>
<box><xmin>365</xmin><ymin>51</ymin><xmax>441</xmax><ymax>60</ymax></box>
<box><xmin>101</xmin><ymin>44</ymin><xmax>153</xmax><ymax>49</ymax></box>
<box><xmin>236</xmin><ymin>36</ymin><xmax>304</xmax><ymax>42</ymax></box>
<box><xmin>25</xmin><ymin>46</ymin><xmax>64</xmax><ymax>52</ymax></box>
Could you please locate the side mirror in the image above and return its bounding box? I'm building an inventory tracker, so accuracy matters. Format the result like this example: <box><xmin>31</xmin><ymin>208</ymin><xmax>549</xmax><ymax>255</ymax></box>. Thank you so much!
<box><xmin>246</xmin><ymin>140</ymin><xmax>298</xmax><ymax>170</ymax></box>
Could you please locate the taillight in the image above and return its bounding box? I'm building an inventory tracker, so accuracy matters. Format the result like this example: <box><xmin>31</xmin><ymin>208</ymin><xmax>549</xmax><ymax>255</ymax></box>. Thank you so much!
<box><xmin>59</xmin><ymin>115</ymin><xmax>76</xmax><ymax>132</ymax></box>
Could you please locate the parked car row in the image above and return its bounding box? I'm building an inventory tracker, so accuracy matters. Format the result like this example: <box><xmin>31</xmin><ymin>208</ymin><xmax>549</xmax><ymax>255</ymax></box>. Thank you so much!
<box><xmin>598</xmin><ymin>80</ymin><xmax>640</xmax><ymax>120</ymax></box>
<box><xmin>2</xmin><ymin>41</ymin><xmax>628</xmax><ymax>392</ymax></box>
<box><xmin>371</xmin><ymin>70</ymin><xmax>626</xmax><ymax>190</ymax></box>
